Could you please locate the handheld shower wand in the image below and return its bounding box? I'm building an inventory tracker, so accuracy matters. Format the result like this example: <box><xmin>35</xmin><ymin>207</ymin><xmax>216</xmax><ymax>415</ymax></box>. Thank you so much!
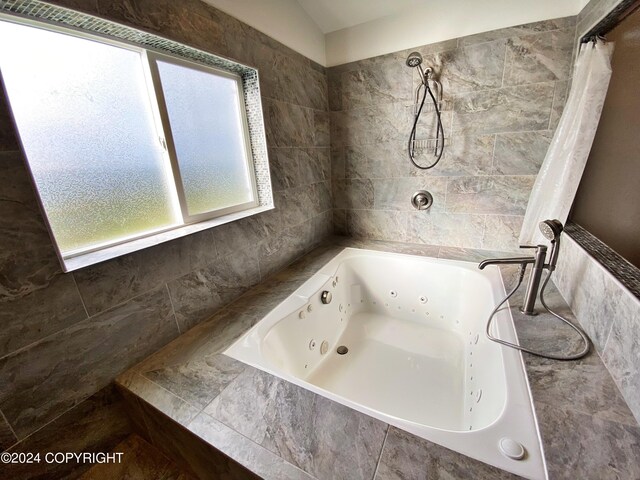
<box><xmin>405</xmin><ymin>52</ymin><xmax>445</xmax><ymax>169</ymax></box>
<box><xmin>479</xmin><ymin>220</ymin><xmax>591</xmax><ymax>361</ymax></box>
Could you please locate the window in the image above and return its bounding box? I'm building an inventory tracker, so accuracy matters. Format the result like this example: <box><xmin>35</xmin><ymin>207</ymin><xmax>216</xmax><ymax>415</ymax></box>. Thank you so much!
<box><xmin>0</xmin><ymin>17</ymin><xmax>261</xmax><ymax>269</ymax></box>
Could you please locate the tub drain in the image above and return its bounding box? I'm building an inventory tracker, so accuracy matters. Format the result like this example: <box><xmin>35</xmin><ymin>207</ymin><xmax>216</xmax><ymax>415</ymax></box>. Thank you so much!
<box><xmin>337</xmin><ymin>345</ymin><xmax>349</xmax><ymax>355</ymax></box>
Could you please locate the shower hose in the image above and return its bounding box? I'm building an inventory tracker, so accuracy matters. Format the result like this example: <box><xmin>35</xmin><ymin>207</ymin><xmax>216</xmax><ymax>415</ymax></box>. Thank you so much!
<box><xmin>408</xmin><ymin>80</ymin><xmax>444</xmax><ymax>170</ymax></box>
<box><xmin>485</xmin><ymin>264</ymin><xmax>591</xmax><ymax>361</ymax></box>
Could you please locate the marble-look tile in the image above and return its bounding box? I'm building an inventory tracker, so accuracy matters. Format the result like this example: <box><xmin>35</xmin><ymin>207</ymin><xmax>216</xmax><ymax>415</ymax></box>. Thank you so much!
<box><xmin>459</xmin><ymin>17</ymin><xmax>576</xmax><ymax>46</ymax></box>
<box><xmin>437</xmin><ymin>246</ymin><xmax>516</xmax><ymax>263</ymax></box>
<box><xmin>341</xmin><ymin>54</ymin><xmax>412</xmax><ymax>110</ymax></box>
<box><xmin>189</xmin><ymin>413</ymin><xmax>314</xmax><ymax>480</ymax></box>
<box><xmin>452</xmin><ymin>83</ymin><xmax>555</xmax><ymax>135</ymax></box>
<box><xmin>406</xmin><ymin>211</ymin><xmax>485</xmax><ymax>248</ymax></box>
<box><xmin>205</xmin><ymin>367</ymin><xmax>388</xmax><ymax>480</ymax></box>
<box><xmin>263</xmin><ymin>98</ymin><xmax>314</xmax><ymax>147</ymax></box>
<box><xmin>482</xmin><ymin>215</ymin><xmax>524</xmax><ymax>251</ymax></box>
<box><xmin>503</xmin><ymin>28</ymin><xmax>575</xmax><ymax>86</ymax></box>
<box><xmin>299</xmin><ymin>148</ymin><xmax>331</xmax><ymax>185</ymax></box>
<box><xmin>327</xmin><ymin>69</ymin><xmax>343</xmax><ymax>111</ymax></box>
<box><xmin>550</xmin><ymin>80</ymin><xmax>569</xmax><ymax>131</ymax></box>
<box><xmin>226</xmin><ymin>277</ymin><xmax>297</xmax><ymax>319</ymax></box>
<box><xmin>268</xmin><ymin>148</ymin><xmax>302</xmax><ymax>191</ymax></box>
<box><xmin>3</xmin><ymin>386</ymin><xmax>130</xmax><ymax>480</ymax></box>
<box><xmin>313</xmin><ymin>209</ymin><xmax>334</xmax><ymax>241</ymax></box>
<box><xmin>421</xmin><ymin>40</ymin><xmax>507</xmax><ymax>94</ymax></box>
<box><xmin>0</xmin><ymin>154</ymin><xmax>88</xmax><ymax>357</ymax></box>
<box><xmin>74</xmin><ymin>230</ymin><xmax>216</xmax><ymax>316</ymax></box>
<box><xmin>347</xmin><ymin>210</ymin><xmax>408</xmax><ymax>241</ymax></box>
<box><xmin>333</xmin><ymin>209</ymin><xmax>348</xmax><ymax>235</ymax></box>
<box><xmin>537</xmin><ymin>404</ymin><xmax>640</xmax><ymax>480</ymax></box>
<box><xmin>342</xmin><ymin>238</ymin><xmax>442</xmax><ymax>258</ymax></box>
<box><xmin>330</xmin><ymin>102</ymin><xmax>409</xmax><ymax>147</ymax></box>
<box><xmin>342</xmin><ymin>140</ymin><xmax>411</xmax><ymax>179</ymax></box>
<box><xmin>375</xmin><ymin>427</ymin><xmax>519</xmax><ymax>479</ymax></box>
<box><xmin>139</xmin><ymin>397</ymin><xmax>260</xmax><ymax>480</ymax></box>
<box><xmin>260</xmin><ymin>49</ymin><xmax>327</xmax><ymax>111</ymax></box>
<box><xmin>373</xmin><ymin>177</ymin><xmax>447</xmax><ymax>212</ymax></box>
<box><xmin>310</xmin><ymin>181</ymin><xmax>332</xmax><ymax>216</ymax></box>
<box><xmin>79</xmin><ymin>434</ymin><xmax>195</xmax><ymax>480</ymax></box>
<box><xmin>602</xmin><ymin>292</ymin><xmax>640</xmax><ymax>425</ymax></box>
<box><xmin>118</xmin><ymin>374</ymin><xmax>201</xmax><ymax>429</ymax></box>
<box><xmin>258</xmin><ymin>230</ymin><xmax>307</xmax><ymax>279</ymax></box>
<box><xmin>132</xmin><ymin>309</ymin><xmax>260</xmax><ymax>375</ymax></box>
<box><xmin>0</xmin><ymin>287</ymin><xmax>177</xmax><ymax>438</ymax></box>
<box><xmin>331</xmin><ymin>148</ymin><xmax>346</xmax><ymax>181</ymax></box>
<box><xmin>332</xmin><ymin>178</ymin><xmax>374</xmax><ymax>210</ymax></box>
<box><xmin>446</xmin><ymin>176</ymin><xmax>534</xmax><ymax>215</ymax></box>
<box><xmin>212</xmin><ymin>213</ymin><xmax>280</xmax><ymax>257</ymax></box>
<box><xmin>553</xmin><ymin>237</ymin><xmax>622</xmax><ymax>352</ymax></box>
<box><xmin>0</xmin><ymin>410</ymin><xmax>16</xmax><ymax>451</ymax></box>
<box><xmin>145</xmin><ymin>354</ymin><xmax>246</xmax><ymax>410</ymax></box>
<box><xmin>278</xmin><ymin>186</ymin><xmax>316</xmax><ymax>230</ymax></box>
<box><xmin>167</xmin><ymin>247</ymin><xmax>261</xmax><ymax>332</ymax></box>
<box><xmin>117</xmin><ymin>382</ymin><xmax>153</xmax><ymax>442</ymax></box>
<box><xmin>314</xmin><ymin>110</ymin><xmax>331</xmax><ymax>147</ymax></box>
<box><xmin>412</xmin><ymin>134</ymin><xmax>495</xmax><ymax>177</ymax></box>
<box><xmin>493</xmin><ymin>131</ymin><xmax>553</xmax><ymax>175</ymax></box>
<box><xmin>527</xmin><ymin>355</ymin><xmax>638</xmax><ymax>427</ymax></box>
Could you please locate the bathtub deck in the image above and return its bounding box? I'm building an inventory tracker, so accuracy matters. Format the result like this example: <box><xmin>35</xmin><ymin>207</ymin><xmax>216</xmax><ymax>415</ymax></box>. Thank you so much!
<box><xmin>307</xmin><ymin>312</ymin><xmax>466</xmax><ymax>431</ymax></box>
<box><xmin>116</xmin><ymin>238</ymin><xmax>640</xmax><ymax>480</ymax></box>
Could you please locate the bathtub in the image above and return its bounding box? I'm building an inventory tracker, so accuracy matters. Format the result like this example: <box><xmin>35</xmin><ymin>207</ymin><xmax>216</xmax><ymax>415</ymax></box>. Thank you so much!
<box><xmin>226</xmin><ymin>248</ymin><xmax>546</xmax><ymax>480</ymax></box>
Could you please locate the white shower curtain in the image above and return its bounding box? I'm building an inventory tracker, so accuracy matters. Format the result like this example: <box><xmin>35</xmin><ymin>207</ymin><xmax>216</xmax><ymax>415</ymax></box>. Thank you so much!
<box><xmin>519</xmin><ymin>39</ymin><xmax>614</xmax><ymax>245</ymax></box>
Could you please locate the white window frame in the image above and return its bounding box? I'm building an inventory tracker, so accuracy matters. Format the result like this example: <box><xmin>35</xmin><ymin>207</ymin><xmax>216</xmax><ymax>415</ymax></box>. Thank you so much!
<box><xmin>0</xmin><ymin>14</ymin><xmax>268</xmax><ymax>271</ymax></box>
<box><xmin>144</xmin><ymin>50</ymin><xmax>259</xmax><ymax>224</ymax></box>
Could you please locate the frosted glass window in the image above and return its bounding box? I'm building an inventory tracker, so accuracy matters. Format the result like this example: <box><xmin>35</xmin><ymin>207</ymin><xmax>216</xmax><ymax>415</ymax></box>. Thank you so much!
<box><xmin>0</xmin><ymin>21</ymin><xmax>179</xmax><ymax>254</ymax></box>
<box><xmin>0</xmin><ymin>17</ymin><xmax>262</xmax><ymax>270</ymax></box>
<box><xmin>156</xmin><ymin>59</ymin><xmax>255</xmax><ymax>216</ymax></box>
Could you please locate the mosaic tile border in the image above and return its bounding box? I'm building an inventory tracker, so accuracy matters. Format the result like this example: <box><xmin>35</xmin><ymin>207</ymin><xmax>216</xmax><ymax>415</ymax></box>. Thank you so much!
<box><xmin>565</xmin><ymin>222</ymin><xmax>640</xmax><ymax>298</ymax></box>
<box><xmin>0</xmin><ymin>0</ymin><xmax>273</xmax><ymax>207</ymax></box>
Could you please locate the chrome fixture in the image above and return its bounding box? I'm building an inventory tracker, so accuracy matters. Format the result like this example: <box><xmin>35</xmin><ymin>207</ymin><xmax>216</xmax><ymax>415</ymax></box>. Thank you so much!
<box><xmin>405</xmin><ymin>51</ymin><xmax>445</xmax><ymax>170</ymax></box>
<box><xmin>320</xmin><ymin>290</ymin><xmax>332</xmax><ymax>304</ymax></box>
<box><xmin>411</xmin><ymin>190</ymin><xmax>433</xmax><ymax>210</ymax></box>
<box><xmin>478</xmin><ymin>220</ymin><xmax>591</xmax><ymax>361</ymax></box>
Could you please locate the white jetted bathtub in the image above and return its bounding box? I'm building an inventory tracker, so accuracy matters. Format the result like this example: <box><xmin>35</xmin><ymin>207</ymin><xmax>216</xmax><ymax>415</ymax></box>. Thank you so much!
<box><xmin>226</xmin><ymin>248</ymin><xmax>546</xmax><ymax>479</ymax></box>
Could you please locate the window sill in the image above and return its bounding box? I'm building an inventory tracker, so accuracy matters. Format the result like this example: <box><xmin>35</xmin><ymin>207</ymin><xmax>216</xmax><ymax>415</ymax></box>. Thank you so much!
<box><xmin>61</xmin><ymin>204</ymin><xmax>274</xmax><ymax>272</ymax></box>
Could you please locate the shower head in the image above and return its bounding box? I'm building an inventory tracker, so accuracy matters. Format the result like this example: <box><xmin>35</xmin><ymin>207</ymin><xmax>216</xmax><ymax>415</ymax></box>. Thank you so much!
<box><xmin>539</xmin><ymin>219</ymin><xmax>563</xmax><ymax>243</ymax></box>
<box><xmin>406</xmin><ymin>51</ymin><xmax>423</xmax><ymax>68</ymax></box>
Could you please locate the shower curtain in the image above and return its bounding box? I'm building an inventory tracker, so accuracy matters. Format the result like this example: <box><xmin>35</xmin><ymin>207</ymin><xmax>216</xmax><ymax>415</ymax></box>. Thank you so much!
<box><xmin>519</xmin><ymin>39</ymin><xmax>614</xmax><ymax>245</ymax></box>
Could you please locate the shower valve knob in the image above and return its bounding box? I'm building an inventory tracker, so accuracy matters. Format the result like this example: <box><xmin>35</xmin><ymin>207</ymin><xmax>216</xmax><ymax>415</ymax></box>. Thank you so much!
<box><xmin>411</xmin><ymin>191</ymin><xmax>433</xmax><ymax>210</ymax></box>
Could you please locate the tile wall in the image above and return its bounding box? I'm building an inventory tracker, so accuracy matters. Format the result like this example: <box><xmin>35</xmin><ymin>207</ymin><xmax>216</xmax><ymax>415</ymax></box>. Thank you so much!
<box><xmin>329</xmin><ymin>17</ymin><xmax>576</xmax><ymax>250</ymax></box>
<box><xmin>0</xmin><ymin>0</ymin><xmax>331</xmax><ymax>459</ymax></box>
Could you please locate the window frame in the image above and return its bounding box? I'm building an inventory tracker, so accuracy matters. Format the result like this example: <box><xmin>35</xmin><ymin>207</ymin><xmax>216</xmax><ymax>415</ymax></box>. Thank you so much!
<box><xmin>0</xmin><ymin>13</ymin><xmax>266</xmax><ymax>270</ymax></box>
<box><xmin>145</xmin><ymin>50</ymin><xmax>260</xmax><ymax>224</ymax></box>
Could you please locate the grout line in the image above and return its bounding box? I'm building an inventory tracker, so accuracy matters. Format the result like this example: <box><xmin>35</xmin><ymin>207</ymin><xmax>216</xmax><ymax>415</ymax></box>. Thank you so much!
<box><xmin>0</xmin><ymin>284</ymin><xmax>169</xmax><ymax>362</ymax></box>
<box><xmin>0</xmin><ymin>407</ymin><xmax>18</xmax><ymax>446</ymax></box>
<box><xmin>71</xmin><ymin>272</ymin><xmax>90</xmax><ymax>319</ymax></box>
<box><xmin>500</xmin><ymin>39</ymin><xmax>509</xmax><ymax>88</ymax></box>
<box><xmin>371</xmin><ymin>425</ymin><xmax>390</xmax><ymax>480</ymax></box>
<box><xmin>164</xmin><ymin>284</ymin><xmax>181</xmax><ymax>335</ymax></box>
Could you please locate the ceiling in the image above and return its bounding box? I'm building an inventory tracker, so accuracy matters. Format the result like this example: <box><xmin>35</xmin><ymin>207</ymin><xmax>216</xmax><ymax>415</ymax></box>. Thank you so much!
<box><xmin>203</xmin><ymin>0</ymin><xmax>592</xmax><ymax>66</ymax></box>
<box><xmin>295</xmin><ymin>0</ymin><xmax>423</xmax><ymax>33</ymax></box>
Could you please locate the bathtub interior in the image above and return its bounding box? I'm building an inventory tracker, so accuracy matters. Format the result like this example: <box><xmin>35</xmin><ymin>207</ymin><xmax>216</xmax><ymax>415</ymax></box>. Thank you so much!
<box><xmin>260</xmin><ymin>253</ymin><xmax>508</xmax><ymax>432</ymax></box>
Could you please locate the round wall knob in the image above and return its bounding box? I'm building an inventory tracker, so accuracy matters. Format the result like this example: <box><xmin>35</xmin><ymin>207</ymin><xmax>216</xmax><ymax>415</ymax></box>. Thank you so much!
<box><xmin>411</xmin><ymin>190</ymin><xmax>433</xmax><ymax>210</ymax></box>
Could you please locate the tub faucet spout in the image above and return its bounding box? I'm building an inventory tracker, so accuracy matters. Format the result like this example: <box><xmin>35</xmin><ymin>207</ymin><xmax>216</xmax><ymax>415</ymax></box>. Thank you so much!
<box><xmin>478</xmin><ymin>245</ymin><xmax>548</xmax><ymax>315</ymax></box>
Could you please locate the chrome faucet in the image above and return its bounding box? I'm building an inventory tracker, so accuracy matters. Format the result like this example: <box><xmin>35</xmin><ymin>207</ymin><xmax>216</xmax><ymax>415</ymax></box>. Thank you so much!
<box><xmin>478</xmin><ymin>220</ymin><xmax>564</xmax><ymax>316</ymax></box>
